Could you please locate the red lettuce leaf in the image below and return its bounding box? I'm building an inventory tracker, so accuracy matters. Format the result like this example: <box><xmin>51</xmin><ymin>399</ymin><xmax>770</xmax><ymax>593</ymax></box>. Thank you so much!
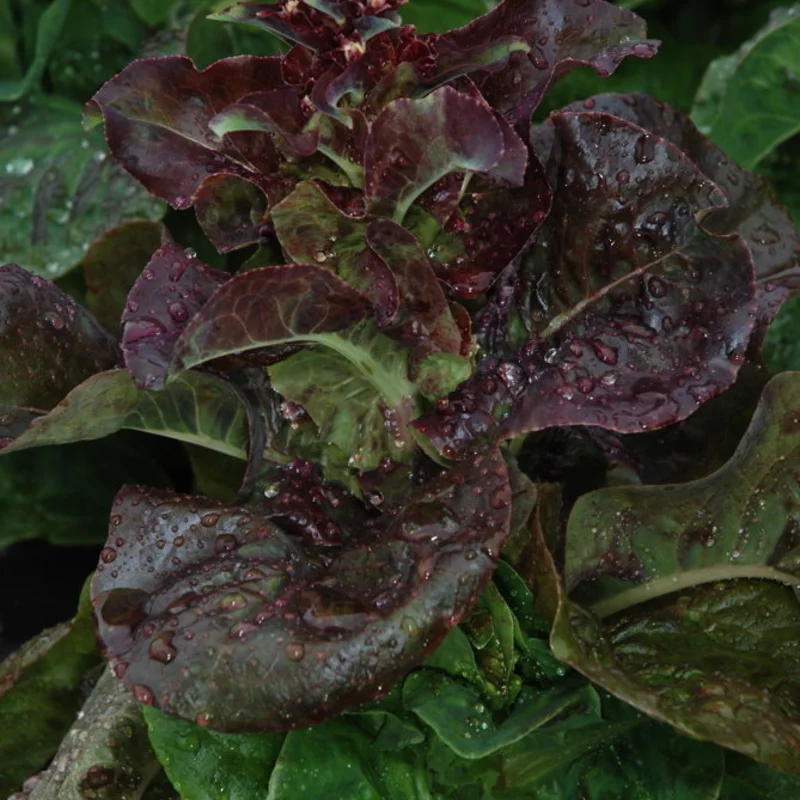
<box><xmin>121</xmin><ymin>243</ymin><xmax>230</xmax><ymax>390</ymax></box>
<box><xmin>0</xmin><ymin>264</ymin><xmax>119</xmax><ymax>444</ymax></box>
<box><xmin>169</xmin><ymin>264</ymin><xmax>372</xmax><ymax>374</ymax></box>
<box><xmin>90</xmin><ymin>448</ymin><xmax>511</xmax><ymax>732</ymax></box>
<box><xmin>415</xmin><ymin>112</ymin><xmax>756</xmax><ymax>458</ymax></box>
<box><xmin>86</xmin><ymin>56</ymin><xmax>292</xmax><ymax>249</ymax></box>
<box><xmin>558</xmin><ymin>92</ymin><xmax>800</xmax><ymax>344</ymax></box>
<box><xmin>429</xmin><ymin>0</ymin><xmax>659</xmax><ymax>125</ymax></box>
<box><xmin>364</xmin><ymin>86</ymin><xmax>507</xmax><ymax>222</ymax></box>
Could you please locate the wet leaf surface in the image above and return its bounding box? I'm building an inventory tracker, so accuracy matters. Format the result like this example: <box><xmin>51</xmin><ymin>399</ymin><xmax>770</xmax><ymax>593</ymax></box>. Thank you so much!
<box><xmin>121</xmin><ymin>243</ymin><xmax>230</xmax><ymax>390</ymax></box>
<box><xmin>553</xmin><ymin>372</ymin><xmax>800</xmax><ymax>772</ymax></box>
<box><xmin>415</xmin><ymin>111</ymin><xmax>756</xmax><ymax>457</ymax></box>
<box><xmin>0</xmin><ymin>96</ymin><xmax>164</xmax><ymax>280</ymax></box>
<box><xmin>0</xmin><ymin>578</ymin><xmax>101</xmax><ymax>798</ymax></box>
<box><xmin>90</xmin><ymin>448</ymin><xmax>510</xmax><ymax>732</ymax></box>
<box><xmin>0</xmin><ymin>263</ymin><xmax>119</xmax><ymax>443</ymax></box>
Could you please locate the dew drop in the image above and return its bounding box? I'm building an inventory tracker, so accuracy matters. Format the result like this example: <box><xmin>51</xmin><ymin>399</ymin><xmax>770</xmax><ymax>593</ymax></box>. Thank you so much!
<box><xmin>148</xmin><ymin>633</ymin><xmax>178</xmax><ymax>664</ymax></box>
<box><xmin>214</xmin><ymin>533</ymin><xmax>237</xmax><ymax>553</ymax></box>
<box><xmin>168</xmin><ymin>301</ymin><xmax>189</xmax><ymax>322</ymax></box>
<box><xmin>100</xmin><ymin>547</ymin><xmax>117</xmax><ymax>564</ymax></box>
<box><xmin>132</xmin><ymin>684</ymin><xmax>155</xmax><ymax>705</ymax></box>
<box><xmin>201</xmin><ymin>512</ymin><xmax>221</xmax><ymax>528</ymax></box>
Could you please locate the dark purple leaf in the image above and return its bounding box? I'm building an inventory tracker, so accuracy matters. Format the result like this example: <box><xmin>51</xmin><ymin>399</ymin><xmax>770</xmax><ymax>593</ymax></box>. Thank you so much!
<box><xmin>170</xmin><ymin>264</ymin><xmax>372</xmax><ymax>374</ymax></box>
<box><xmin>192</xmin><ymin>174</ymin><xmax>271</xmax><ymax>254</ymax></box>
<box><xmin>430</xmin><ymin>0</ymin><xmax>659</xmax><ymax>124</ymax></box>
<box><xmin>415</xmin><ymin>112</ymin><xmax>756</xmax><ymax>458</ymax></box>
<box><xmin>90</xmin><ymin>448</ymin><xmax>511</xmax><ymax>732</ymax></box>
<box><xmin>364</xmin><ymin>86</ymin><xmax>506</xmax><ymax>221</ymax></box>
<box><xmin>121</xmin><ymin>243</ymin><xmax>230</xmax><ymax>390</ymax></box>
<box><xmin>558</xmin><ymin>93</ymin><xmax>800</xmax><ymax>342</ymax></box>
<box><xmin>0</xmin><ymin>264</ymin><xmax>119</xmax><ymax>445</ymax></box>
<box><xmin>86</xmin><ymin>56</ymin><xmax>288</xmax><ymax>240</ymax></box>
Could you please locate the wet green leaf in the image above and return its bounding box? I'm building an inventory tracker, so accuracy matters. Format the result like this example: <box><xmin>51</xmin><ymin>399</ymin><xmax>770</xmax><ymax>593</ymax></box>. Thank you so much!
<box><xmin>0</xmin><ymin>96</ymin><xmax>164</xmax><ymax>279</ymax></box>
<box><xmin>144</xmin><ymin>706</ymin><xmax>284</xmax><ymax>800</ymax></box>
<box><xmin>0</xmin><ymin>0</ymin><xmax>71</xmax><ymax>102</ymax></box>
<box><xmin>2</xmin><ymin>369</ymin><xmax>250</xmax><ymax>461</ymax></box>
<box><xmin>0</xmin><ymin>577</ymin><xmax>101</xmax><ymax>797</ymax></box>
<box><xmin>693</xmin><ymin>5</ymin><xmax>800</xmax><ymax>168</ymax></box>
<box><xmin>554</xmin><ymin>372</ymin><xmax>800</xmax><ymax>772</ymax></box>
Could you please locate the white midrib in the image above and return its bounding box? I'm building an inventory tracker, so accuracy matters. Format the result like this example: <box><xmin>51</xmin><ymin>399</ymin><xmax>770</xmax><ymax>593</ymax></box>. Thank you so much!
<box><xmin>590</xmin><ymin>564</ymin><xmax>800</xmax><ymax>619</ymax></box>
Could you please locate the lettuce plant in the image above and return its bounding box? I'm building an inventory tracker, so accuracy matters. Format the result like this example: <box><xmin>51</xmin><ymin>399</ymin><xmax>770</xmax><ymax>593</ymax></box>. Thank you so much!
<box><xmin>2</xmin><ymin>0</ymin><xmax>800</xmax><ymax>794</ymax></box>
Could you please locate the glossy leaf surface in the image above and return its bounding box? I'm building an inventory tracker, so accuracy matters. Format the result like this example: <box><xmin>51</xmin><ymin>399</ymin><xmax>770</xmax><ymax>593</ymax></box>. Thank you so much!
<box><xmin>121</xmin><ymin>243</ymin><xmax>230</xmax><ymax>390</ymax></box>
<box><xmin>416</xmin><ymin>111</ymin><xmax>756</xmax><ymax>457</ymax></box>
<box><xmin>0</xmin><ymin>263</ymin><xmax>119</xmax><ymax>443</ymax></box>
<box><xmin>91</xmin><ymin>448</ymin><xmax>510</xmax><ymax>731</ymax></box>
<box><xmin>0</xmin><ymin>97</ymin><xmax>164</xmax><ymax>280</ymax></box>
<box><xmin>554</xmin><ymin>372</ymin><xmax>800</xmax><ymax>773</ymax></box>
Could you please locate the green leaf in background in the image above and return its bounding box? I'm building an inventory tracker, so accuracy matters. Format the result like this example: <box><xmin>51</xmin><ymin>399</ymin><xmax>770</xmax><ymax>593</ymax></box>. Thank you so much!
<box><xmin>553</xmin><ymin>372</ymin><xmax>800</xmax><ymax>773</ymax></box>
<box><xmin>0</xmin><ymin>0</ymin><xmax>71</xmax><ymax>102</ymax></box>
<box><xmin>82</xmin><ymin>221</ymin><xmax>165</xmax><ymax>336</ymax></box>
<box><xmin>0</xmin><ymin>577</ymin><xmax>101</xmax><ymax>797</ymax></box>
<box><xmin>693</xmin><ymin>4</ymin><xmax>800</xmax><ymax>169</ymax></box>
<box><xmin>401</xmin><ymin>0</ymin><xmax>494</xmax><ymax>34</ymax></box>
<box><xmin>0</xmin><ymin>96</ymin><xmax>164</xmax><ymax>279</ymax></box>
<box><xmin>2</xmin><ymin>369</ymin><xmax>250</xmax><ymax>461</ymax></box>
<box><xmin>144</xmin><ymin>706</ymin><xmax>284</xmax><ymax>800</ymax></box>
<box><xmin>0</xmin><ymin>0</ymin><xmax>21</xmax><ymax>81</ymax></box>
<box><xmin>0</xmin><ymin>433</ymin><xmax>171</xmax><ymax>549</ymax></box>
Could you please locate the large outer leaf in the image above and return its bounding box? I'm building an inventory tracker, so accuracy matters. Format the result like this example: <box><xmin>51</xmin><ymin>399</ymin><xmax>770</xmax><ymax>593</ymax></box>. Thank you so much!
<box><xmin>562</xmin><ymin>93</ymin><xmax>800</xmax><ymax>343</ymax></box>
<box><xmin>552</xmin><ymin>372</ymin><xmax>800</xmax><ymax>773</ymax></box>
<box><xmin>0</xmin><ymin>578</ymin><xmax>101</xmax><ymax>798</ymax></box>
<box><xmin>428</xmin><ymin>0</ymin><xmax>659</xmax><ymax>125</ymax></box>
<box><xmin>694</xmin><ymin>5</ymin><xmax>800</xmax><ymax>170</ymax></box>
<box><xmin>415</xmin><ymin>112</ymin><xmax>756</xmax><ymax>458</ymax></box>
<box><xmin>90</xmin><ymin>448</ymin><xmax>511</xmax><ymax>732</ymax></box>
<box><xmin>0</xmin><ymin>369</ymin><xmax>250</xmax><ymax>461</ymax></box>
<box><xmin>0</xmin><ymin>96</ymin><xmax>164</xmax><ymax>280</ymax></box>
<box><xmin>121</xmin><ymin>242</ymin><xmax>229</xmax><ymax>390</ymax></box>
<box><xmin>0</xmin><ymin>263</ymin><xmax>119</xmax><ymax>443</ymax></box>
<box><xmin>364</xmin><ymin>86</ymin><xmax>506</xmax><ymax>222</ymax></box>
<box><xmin>86</xmin><ymin>56</ymin><xmax>288</xmax><ymax>249</ymax></box>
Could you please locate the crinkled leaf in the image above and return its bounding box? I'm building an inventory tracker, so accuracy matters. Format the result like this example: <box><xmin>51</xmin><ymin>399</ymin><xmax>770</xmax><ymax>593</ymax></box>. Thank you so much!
<box><xmin>429</xmin><ymin>0</ymin><xmax>659</xmax><ymax>124</ymax></box>
<box><xmin>0</xmin><ymin>578</ymin><xmax>101</xmax><ymax>798</ymax></box>
<box><xmin>0</xmin><ymin>96</ymin><xmax>164</xmax><ymax>280</ymax></box>
<box><xmin>694</xmin><ymin>5</ymin><xmax>800</xmax><ymax>170</ymax></box>
<box><xmin>364</xmin><ymin>86</ymin><xmax>506</xmax><ymax>222</ymax></box>
<box><xmin>23</xmin><ymin>668</ymin><xmax>161</xmax><ymax>800</ymax></box>
<box><xmin>1</xmin><ymin>369</ymin><xmax>250</xmax><ymax>462</ymax></box>
<box><xmin>0</xmin><ymin>263</ymin><xmax>119</xmax><ymax>442</ymax></box>
<box><xmin>122</xmin><ymin>243</ymin><xmax>230</xmax><ymax>390</ymax></box>
<box><xmin>553</xmin><ymin>372</ymin><xmax>800</xmax><ymax>772</ymax></box>
<box><xmin>170</xmin><ymin>263</ymin><xmax>371</xmax><ymax>373</ymax></box>
<box><xmin>82</xmin><ymin>220</ymin><xmax>165</xmax><ymax>336</ymax></box>
<box><xmin>143</xmin><ymin>706</ymin><xmax>284</xmax><ymax>800</ymax></box>
<box><xmin>415</xmin><ymin>111</ymin><xmax>756</xmax><ymax>458</ymax></box>
<box><xmin>272</xmin><ymin>182</ymin><xmax>466</xmax><ymax>368</ymax></box>
<box><xmin>403</xmin><ymin>671</ymin><xmax>587</xmax><ymax>760</ymax></box>
<box><xmin>90</xmin><ymin>448</ymin><xmax>510</xmax><ymax>731</ymax></box>
<box><xmin>86</xmin><ymin>55</ymin><xmax>287</xmax><ymax>238</ymax></box>
<box><xmin>565</xmin><ymin>92</ymin><xmax>800</xmax><ymax>343</ymax></box>
<box><xmin>268</xmin><ymin>324</ymin><xmax>418</xmax><ymax>469</ymax></box>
